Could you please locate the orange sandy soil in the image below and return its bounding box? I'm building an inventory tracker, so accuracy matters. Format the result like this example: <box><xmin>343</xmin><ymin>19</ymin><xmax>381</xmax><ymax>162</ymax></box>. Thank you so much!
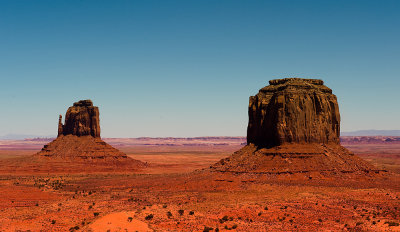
<box><xmin>0</xmin><ymin>141</ymin><xmax>399</xmax><ymax>231</ymax></box>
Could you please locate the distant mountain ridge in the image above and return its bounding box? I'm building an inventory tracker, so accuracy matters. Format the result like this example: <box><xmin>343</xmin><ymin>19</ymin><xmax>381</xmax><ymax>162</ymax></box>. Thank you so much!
<box><xmin>2</xmin><ymin>130</ymin><xmax>400</xmax><ymax>140</ymax></box>
<box><xmin>0</xmin><ymin>134</ymin><xmax>55</xmax><ymax>140</ymax></box>
<box><xmin>341</xmin><ymin>130</ymin><xmax>400</xmax><ymax>136</ymax></box>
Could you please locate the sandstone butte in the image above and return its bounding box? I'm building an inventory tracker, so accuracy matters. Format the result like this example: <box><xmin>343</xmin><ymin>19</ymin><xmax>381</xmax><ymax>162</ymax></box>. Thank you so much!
<box><xmin>35</xmin><ymin>100</ymin><xmax>144</xmax><ymax>166</ymax></box>
<box><xmin>211</xmin><ymin>78</ymin><xmax>378</xmax><ymax>174</ymax></box>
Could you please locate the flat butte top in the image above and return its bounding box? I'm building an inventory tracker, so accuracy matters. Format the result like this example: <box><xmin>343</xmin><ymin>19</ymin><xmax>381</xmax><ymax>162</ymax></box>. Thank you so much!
<box><xmin>260</xmin><ymin>78</ymin><xmax>333</xmax><ymax>94</ymax></box>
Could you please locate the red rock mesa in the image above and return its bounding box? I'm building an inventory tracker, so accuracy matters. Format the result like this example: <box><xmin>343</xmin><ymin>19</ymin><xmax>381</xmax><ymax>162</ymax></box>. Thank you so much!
<box><xmin>35</xmin><ymin>100</ymin><xmax>143</xmax><ymax>165</ymax></box>
<box><xmin>58</xmin><ymin>99</ymin><xmax>100</xmax><ymax>138</ymax></box>
<box><xmin>212</xmin><ymin>78</ymin><xmax>377</xmax><ymax>174</ymax></box>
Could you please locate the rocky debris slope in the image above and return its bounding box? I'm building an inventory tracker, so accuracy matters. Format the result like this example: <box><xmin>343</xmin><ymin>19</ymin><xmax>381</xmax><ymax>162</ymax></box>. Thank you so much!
<box><xmin>211</xmin><ymin>143</ymin><xmax>375</xmax><ymax>174</ymax></box>
<box><xmin>212</xmin><ymin>78</ymin><xmax>378</xmax><ymax>174</ymax></box>
<box><xmin>35</xmin><ymin>100</ymin><xmax>145</xmax><ymax>166</ymax></box>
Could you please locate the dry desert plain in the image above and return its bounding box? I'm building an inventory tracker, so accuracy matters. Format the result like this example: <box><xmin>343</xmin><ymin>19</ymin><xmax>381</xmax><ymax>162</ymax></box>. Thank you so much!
<box><xmin>0</xmin><ymin>137</ymin><xmax>399</xmax><ymax>231</ymax></box>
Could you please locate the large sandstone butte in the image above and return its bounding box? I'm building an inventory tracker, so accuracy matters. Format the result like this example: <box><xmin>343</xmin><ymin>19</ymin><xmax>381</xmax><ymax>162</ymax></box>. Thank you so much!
<box><xmin>212</xmin><ymin>78</ymin><xmax>377</xmax><ymax>174</ymax></box>
<box><xmin>58</xmin><ymin>99</ymin><xmax>100</xmax><ymax>138</ymax></box>
<box><xmin>35</xmin><ymin>100</ymin><xmax>144</xmax><ymax>166</ymax></box>
<box><xmin>247</xmin><ymin>78</ymin><xmax>340</xmax><ymax>147</ymax></box>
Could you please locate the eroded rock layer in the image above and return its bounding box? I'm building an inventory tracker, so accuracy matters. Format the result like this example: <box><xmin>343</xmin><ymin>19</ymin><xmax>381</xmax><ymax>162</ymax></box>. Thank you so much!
<box><xmin>35</xmin><ymin>135</ymin><xmax>144</xmax><ymax>164</ymax></box>
<box><xmin>212</xmin><ymin>78</ymin><xmax>379</xmax><ymax>174</ymax></box>
<box><xmin>35</xmin><ymin>100</ymin><xmax>145</xmax><ymax>167</ymax></box>
<box><xmin>247</xmin><ymin>78</ymin><xmax>340</xmax><ymax>148</ymax></box>
<box><xmin>58</xmin><ymin>100</ymin><xmax>100</xmax><ymax>138</ymax></box>
<box><xmin>211</xmin><ymin>143</ymin><xmax>376</xmax><ymax>174</ymax></box>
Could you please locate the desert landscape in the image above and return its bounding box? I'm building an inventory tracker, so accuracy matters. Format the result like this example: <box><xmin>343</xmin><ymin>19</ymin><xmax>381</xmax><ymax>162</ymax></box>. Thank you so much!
<box><xmin>0</xmin><ymin>79</ymin><xmax>399</xmax><ymax>232</ymax></box>
<box><xmin>0</xmin><ymin>137</ymin><xmax>399</xmax><ymax>231</ymax></box>
<box><xmin>1</xmin><ymin>1</ymin><xmax>399</xmax><ymax>231</ymax></box>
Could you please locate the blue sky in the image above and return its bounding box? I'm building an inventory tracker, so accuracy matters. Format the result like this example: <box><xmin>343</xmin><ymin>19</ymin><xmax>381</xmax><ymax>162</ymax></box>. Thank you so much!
<box><xmin>0</xmin><ymin>0</ymin><xmax>399</xmax><ymax>137</ymax></box>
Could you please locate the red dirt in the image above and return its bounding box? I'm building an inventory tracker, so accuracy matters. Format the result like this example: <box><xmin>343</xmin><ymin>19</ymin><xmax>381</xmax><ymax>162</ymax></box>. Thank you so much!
<box><xmin>0</xmin><ymin>138</ymin><xmax>399</xmax><ymax>231</ymax></box>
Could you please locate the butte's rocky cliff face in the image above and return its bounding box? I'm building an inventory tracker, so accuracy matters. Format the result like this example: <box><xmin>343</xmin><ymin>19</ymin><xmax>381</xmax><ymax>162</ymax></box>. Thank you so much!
<box><xmin>247</xmin><ymin>78</ymin><xmax>340</xmax><ymax>147</ymax></box>
<box><xmin>58</xmin><ymin>99</ymin><xmax>100</xmax><ymax>138</ymax></box>
<box><xmin>212</xmin><ymin>78</ymin><xmax>377</xmax><ymax>174</ymax></box>
<box><xmin>35</xmin><ymin>100</ymin><xmax>144</xmax><ymax>167</ymax></box>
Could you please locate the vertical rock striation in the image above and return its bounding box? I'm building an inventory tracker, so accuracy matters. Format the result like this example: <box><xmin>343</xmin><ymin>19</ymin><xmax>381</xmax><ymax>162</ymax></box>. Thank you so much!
<box><xmin>58</xmin><ymin>100</ymin><xmax>101</xmax><ymax>138</ymax></box>
<box><xmin>247</xmin><ymin>78</ymin><xmax>340</xmax><ymax>148</ymax></box>
<box><xmin>211</xmin><ymin>78</ymin><xmax>377</xmax><ymax>174</ymax></box>
<box><xmin>35</xmin><ymin>99</ymin><xmax>145</xmax><ymax>168</ymax></box>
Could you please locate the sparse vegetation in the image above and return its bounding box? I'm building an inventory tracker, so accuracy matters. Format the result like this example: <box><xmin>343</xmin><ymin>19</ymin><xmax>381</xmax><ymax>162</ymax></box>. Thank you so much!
<box><xmin>178</xmin><ymin>209</ymin><xmax>184</xmax><ymax>216</ymax></box>
<box><xmin>145</xmin><ymin>214</ymin><xmax>154</xmax><ymax>220</ymax></box>
<box><xmin>385</xmin><ymin>221</ymin><xmax>399</xmax><ymax>227</ymax></box>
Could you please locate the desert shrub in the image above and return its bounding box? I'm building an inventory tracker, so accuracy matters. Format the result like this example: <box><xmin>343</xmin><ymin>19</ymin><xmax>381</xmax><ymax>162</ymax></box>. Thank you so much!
<box><xmin>385</xmin><ymin>221</ymin><xmax>400</xmax><ymax>227</ymax></box>
<box><xmin>264</xmin><ymin>206</ymin><xmax>268</xmax><ymax>210</ymax></box>
<box><xmin>145</xmin><ymin>214</ymin><xmax>154</xmax><ymax>220</ymax></box>
<box><xmin>51</xmin><ymin>220</ymin><xmax>56</xmax><ymax>224</ymax></box>
<box><xmin>318</xmin><ymin>219</ymin><xmax>323</xmax><ymax>222</ymax></box>
<box><xmin>163</xmin><ymin>204</ymin><xmax>167</xmax><ymax>208</ymax></box>
<box><xmin>258</xmin><ymin>212</ymin><xmax>262</xmax><ymax>216</ymax></box>
<box><xmin>93</xmin><ymin>212</ymin><xmax>100</xmax><ymax>217</ymax></box>
<box><xmin>178</xmin><ymin>209</ymin><xmax>184</xmax><ymax>216</ymax></box>
<box><xmin>127</xmin><ymin>217</ymin><xmax>133</xmax><ymax>222</ymax></box>
<box><xmin>356</xmin><ymin>222</ymin><xmax>363</xmax><ymax>226</ymax></box>
<box><xmin>69</xmin><ymin>226</ymin><xmax>80</xmax><ymax>231</ymax></box>
<box><xmin>189</xmin><ymin>211</ymin><xmax>194</xmax><ymax>215</ymax></box>
<box><xmin>167</xmin><ymin>211</ymin><xmax>173</xmax><ymax>218</ymax></box>
<box><xmin>232</xmin><ymin>224</ymin><xmax>238</xmax><ymax>229</ymax></box>
<box><xmin>203</xmin><ymin>226</ymin><xmax>213</xmax><ymax>232</ymax></box>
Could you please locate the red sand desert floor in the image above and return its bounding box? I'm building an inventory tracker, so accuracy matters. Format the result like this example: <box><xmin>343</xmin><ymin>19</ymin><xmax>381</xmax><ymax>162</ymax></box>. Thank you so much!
<box><xmin>0</xmin><ymin>137</ymin><xmax>399</xmax><ymax>231</ymax></box>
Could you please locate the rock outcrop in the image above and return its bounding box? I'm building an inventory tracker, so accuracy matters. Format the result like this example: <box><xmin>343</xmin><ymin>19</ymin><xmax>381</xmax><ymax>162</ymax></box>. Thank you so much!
<box><xmin>35</xmin><ymin>100</ymin><xmax>145</xmax><ymax>167</ymax></box>
<box><xmin>58</xmin><ymin>100</ymin><xmax>100</xmax><ymax>138</ymax></box>
<box><xmin>247</xmin><ymin>78</ymin><xmax>340</xmax><ymax>148</ymax></box>
<box><xmin>212</xmin><ymin>78</ymin><xmax>378</xmax><ymax>174</ymax></box>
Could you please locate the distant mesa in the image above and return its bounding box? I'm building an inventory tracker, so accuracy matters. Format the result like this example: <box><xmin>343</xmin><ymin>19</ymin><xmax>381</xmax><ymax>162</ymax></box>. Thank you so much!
<box><xmin>212</xmin><ymin>78</ymin><xmax>378</xmax><ymax>174</ymax></box>
<box><xmin>35</xmin><ymin>100</ymin><xmax>145</xmax><ymax>166</ymax></box>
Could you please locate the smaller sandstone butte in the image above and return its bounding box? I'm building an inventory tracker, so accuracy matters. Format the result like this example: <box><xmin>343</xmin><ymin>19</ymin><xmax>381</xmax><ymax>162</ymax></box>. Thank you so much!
<box><xmin>212</xmin><ymin>78</ymin><xmax>378</xmax><ymax>174</ymax></box>
<box><xmin>247</xmin><ymin>78</ymin><xmax>340</xmax><ymax>148</ymax></box>
<box><xmin>58</xmin><ymin>99</ymin><xmax>100</xmax><ymax>138</ymax></box>
<box><xmin>35</xmin><ymin>100</ymin><xmax>145</xmax><ymax>167</ymax></box>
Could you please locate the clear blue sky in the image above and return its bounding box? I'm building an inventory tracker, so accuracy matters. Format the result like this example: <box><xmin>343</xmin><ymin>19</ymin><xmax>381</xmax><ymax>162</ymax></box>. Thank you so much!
<box><xmin>0</xmin><ymin>0</ymin><xmax>399</xmax><ymax>137</ymax></box>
